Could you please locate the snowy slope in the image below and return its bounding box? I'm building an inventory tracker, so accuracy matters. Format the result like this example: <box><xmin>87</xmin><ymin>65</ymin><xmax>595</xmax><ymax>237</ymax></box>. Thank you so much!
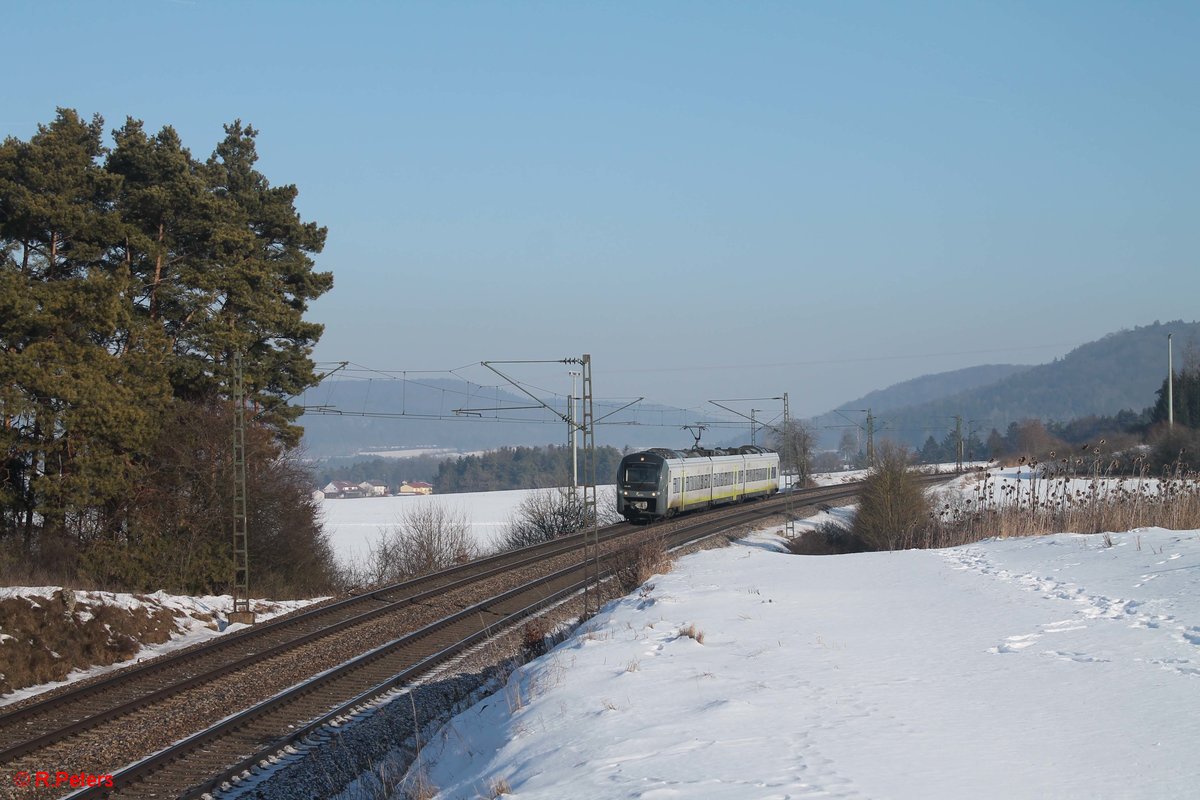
<box><xmin>407</xmin><ymin>525</ymin><xmax>1200</xmax><ymax>799</ymax></box>
<box><xmin>0</xmin><ymin>591</ymin><xmax>319</xmax><ymax>706</ymax></box>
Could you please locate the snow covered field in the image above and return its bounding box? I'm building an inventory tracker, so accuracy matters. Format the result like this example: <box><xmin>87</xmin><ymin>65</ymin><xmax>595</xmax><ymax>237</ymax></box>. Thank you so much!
<box><xmin>402</xmin><ymin>519</ymin><xmax>1200</xmax><ymax>799</ymax></box>
<box><xmin>321</xmin><ymin>466</ymin><xmax>891</xmax><ymax>567</ymax></box>
<box><xmin>321</xmin><ymin>486</ymin><xmax>616</xmax><ymax>567</ymax></box>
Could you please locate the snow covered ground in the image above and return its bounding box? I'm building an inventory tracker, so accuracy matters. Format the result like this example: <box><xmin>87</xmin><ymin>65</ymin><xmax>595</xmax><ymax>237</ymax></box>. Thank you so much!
<box><xmin>322</xmin><ymin>466</ymin><xmax>891</xmax><ymax>568</ymax></box>
<box><xmin>402</xmin><ymin>517</ymin><xmax>1200</xmax><ymax>798</ymax></box>
<box><xmin>321</xmin><ymin>486</ymin><xmax>616</xmax><ymax>567</ymax></box>
<box><xmin>12</xmin><ymin>466</ymin><xmax>1198</xmax><ymax>798</ymax></box>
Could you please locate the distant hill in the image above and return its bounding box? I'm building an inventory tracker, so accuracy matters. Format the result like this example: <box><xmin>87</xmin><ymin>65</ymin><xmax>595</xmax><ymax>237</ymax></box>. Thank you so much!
<box><xmin>837</xmin><ymin>364</ymin><xmax>1033</xmax><ymax>415</ymax></box>
<box><xmin>817</xmin><ymin>321</ymin><xmax>1200</xmax><ymax>448</ymax></box>
<box><xmin>303</xmin><ymin>322</ymin><xmax>1199</xmax><ymax>457</ymax></box>
<box><xmin>808</xmin><ymin>364</ymin><xmax>1033</xmax><ymax>447</ymax></box>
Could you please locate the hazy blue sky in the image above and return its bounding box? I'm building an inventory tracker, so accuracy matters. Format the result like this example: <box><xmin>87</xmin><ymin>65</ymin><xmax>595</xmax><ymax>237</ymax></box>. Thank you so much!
<box><xmin>7</xmin><ymin>1</ymin><xmax>1198</xmax><ymax>419</ymax></box>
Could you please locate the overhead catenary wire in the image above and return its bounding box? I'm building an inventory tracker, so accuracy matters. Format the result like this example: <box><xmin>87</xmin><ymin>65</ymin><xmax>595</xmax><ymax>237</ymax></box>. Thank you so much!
<box><xmin>303</xmin><ymin>359</ymin><xmax>749</xmax><ymax>431</ymax></box>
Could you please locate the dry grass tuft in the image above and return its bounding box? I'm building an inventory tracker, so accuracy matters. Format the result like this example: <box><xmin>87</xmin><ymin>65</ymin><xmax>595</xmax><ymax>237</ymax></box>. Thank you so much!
<box><xmin>793</xmin><ymin>447</ymin><xmax>1200</xmax><ymax>555</ymax></box>
<box><xmin>487</xmin><ymin>777</ymin><xmax>512</xmax><ymax>797</ymax></box>
<box><xmin>679</xmin><ymin>623</ymin><xmax>705</xmax><ymax>644</ymax></box>
<box><xmin>403</xmin><ymin>776</ymin><xmax>439</xmax><ymax>800</ymax></box>
<box><xmin>611</xmin><ymin>532</ymin><xmax>672</xmax><ymax>593</ymax></box>
<box><xmin>924</xmin><ymin>460</ymin><xmax>1200</xmax><ymax>548</ymax></box>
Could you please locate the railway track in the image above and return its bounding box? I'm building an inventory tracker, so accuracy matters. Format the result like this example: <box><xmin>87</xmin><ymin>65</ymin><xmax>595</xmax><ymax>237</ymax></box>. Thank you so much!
<box><xmin>1</xmin><ymin>476</ymin><xmax>951</xmax><ymax>799</ymax></box>
<box><xmin>0</xmin><ymin>520</ymin><xmax>631</xmax><ymax>762</ymax></box>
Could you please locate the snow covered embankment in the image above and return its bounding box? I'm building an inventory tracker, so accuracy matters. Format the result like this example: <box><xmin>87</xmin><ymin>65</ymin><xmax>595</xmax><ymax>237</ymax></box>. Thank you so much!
<box><xmin>404</xmin><ymin>527</ymin><xmax>1200</xmax><ymax>799</ymax></box>
<box><xmin>0</xmin><ymin>589</ymin><xmax>317</xmax><ymax>705</ymax></box>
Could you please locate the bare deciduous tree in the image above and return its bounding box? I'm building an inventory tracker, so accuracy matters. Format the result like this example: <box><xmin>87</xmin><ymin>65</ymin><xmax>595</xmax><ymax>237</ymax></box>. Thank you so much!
<box><xmin>770</xmin><ymin>419</ymin><xmax>816</xmax><ymax>487</ymax></box>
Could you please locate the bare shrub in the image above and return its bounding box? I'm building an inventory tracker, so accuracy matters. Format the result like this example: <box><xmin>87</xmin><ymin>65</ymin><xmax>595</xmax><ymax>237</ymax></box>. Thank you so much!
<box><xmin>611</xmin><ymin>533</ymin><xmax>671</xmax><ymax>593</ymax></box>
<box><xmin>500</xmin><ymin>488</ymin><xmax>596</xmax><ymax>550</ymax></box>
<box><xmin>362</xmin><ymin>506</ymin><xmax>476</xmax><ymax>585</ymax></box>
<box><xmin>488</xmin><ymin>777</ymin><xmax>512</xmax><ymax>797</ymax></box>
<box><xmin>852</xmin><ymin>444</ymin><xmax>931</xmax><ymax>550</ymax></box>
<box><xmin>786</xmin><ymin>519</ymin><xmax>869</xmax><ymax>555</ymax></box>
<box><xmin>520</xmin><ymin>619</ymin><xmax>549</xmax><ymax>660</ymax></box>
<box><xmin>1147</xmin><ymin>425</ymin><xmax>1200</xmax><ymax>472</ymax></box>
<box><xmin>679</xmin><ymin>623</ymin><xmax>705</xmax><ymax>644</ymax></box>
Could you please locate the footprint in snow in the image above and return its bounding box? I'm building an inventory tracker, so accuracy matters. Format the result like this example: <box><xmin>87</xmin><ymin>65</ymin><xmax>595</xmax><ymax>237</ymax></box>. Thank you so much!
<box><xmin>1041</xmin><ymin>620</ymin><xmax>1088</xmax><ymax>633</ymax></box>
<box><xmin>1044</xmin><ymin>650</ymin><xmax>1110</xmax><ymax>664</ymax></box>
<box><xmin>1150</xmin><ymin>658</ymin><xmax>1200</xmax><ymax>677</ymax></box>
<box><xmin>989</xmin><ymin>634</ymin><xmax>1039</xmax><ymax>654</ymax></box>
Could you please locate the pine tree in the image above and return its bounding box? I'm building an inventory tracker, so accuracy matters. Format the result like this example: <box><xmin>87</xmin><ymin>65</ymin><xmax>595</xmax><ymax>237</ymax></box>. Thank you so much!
<box><xmin>197</xmin><ymin>121</ymin><xmax>332</xmax><ymax>444</ymax></box>
<box><xmin>1</xmin><ymin>110</ymin><xmax>335</xmax><ymax>594</ymax></box>
<box><xmin>1150</xmin><ymin>370</ymin><xmax>1200</xmax><ymax>428</ymax></box>
<box><xmin>0</xmin><ymin>110</ymin><xmax>168</xmax><ymax>550</ymax></box>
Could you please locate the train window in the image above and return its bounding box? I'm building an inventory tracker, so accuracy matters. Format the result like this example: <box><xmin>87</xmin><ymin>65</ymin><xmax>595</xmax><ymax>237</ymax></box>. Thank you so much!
<box><xmin>624</xmin><ymin>463</ymin><xmax>659</xmax><ymax>487</ymax></box>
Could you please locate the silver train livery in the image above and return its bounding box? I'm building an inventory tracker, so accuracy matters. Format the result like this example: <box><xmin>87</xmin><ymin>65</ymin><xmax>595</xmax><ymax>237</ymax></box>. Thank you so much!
<box><xmin>616</xmin><ymin>445</ymin><xmax>780</xmax><ymax>522</ymax></box>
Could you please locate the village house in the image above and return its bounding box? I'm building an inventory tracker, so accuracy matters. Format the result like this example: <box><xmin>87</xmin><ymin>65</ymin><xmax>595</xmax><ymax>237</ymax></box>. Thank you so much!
<box><xmin>398</xmin><ymin>481</ymin><xmax>434</xmax><ymax>496</ymax></box>
<box><xmin>321</xmin><ymin>480</ymin><xmax>365</xmax><ymax>499</ymax></box>
<box><xmin>359</xmin><ymin>480</ymin><xmax>390</xmax><ymax>497</ymax></box>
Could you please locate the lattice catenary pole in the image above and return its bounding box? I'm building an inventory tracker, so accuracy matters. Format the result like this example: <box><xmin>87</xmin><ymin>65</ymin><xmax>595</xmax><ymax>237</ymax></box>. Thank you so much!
<box><xmin>231</xmin><ymin>352</ymin><xmax>251</xmax><ymax>618</ymax></box>
<box><xmin>580</xmin><ymin>355</ymin><xmax>603</xmax><ymax>617</ymax></box>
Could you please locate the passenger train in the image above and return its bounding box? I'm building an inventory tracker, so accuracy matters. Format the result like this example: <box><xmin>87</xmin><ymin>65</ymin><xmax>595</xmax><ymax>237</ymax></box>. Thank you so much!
<box><xmin>616</xmin><ymin>445</ymin><xmax>780</xmax><ymax>522</ymax></box>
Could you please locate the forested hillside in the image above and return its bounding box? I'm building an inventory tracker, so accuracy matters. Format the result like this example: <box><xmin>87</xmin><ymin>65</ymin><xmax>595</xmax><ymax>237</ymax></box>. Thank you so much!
<box><xmin>0</xmin><ymin>110</ymin><xmax>337</xmax><ymax>595</ymax></box>
<box><xmin>315</xmin><ymin>444</ymin><xmax>625</xmax><ymax>494</ymax></box>
<box><xmin>835</xmin><ymin>364</ymin><xmax>1032</xmax><ymax>416</ymax></box>
<box><xmin>847</xmin><ymin>322</ymin><xmax>1200</xmax><ymax>448</ymax></box>
<box><xmin>435</xmin><ymin>445</ymin><xmax>625</xmax><ymax>493</ymax></box>
<box><xmin>807</xmin><ymin>364</ymin><xmax>1030</xmax><ymax>448</ymax></box>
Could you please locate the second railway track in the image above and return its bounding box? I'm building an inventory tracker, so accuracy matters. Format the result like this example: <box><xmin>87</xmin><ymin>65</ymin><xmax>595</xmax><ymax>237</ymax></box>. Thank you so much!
<box><xmin>1</xmin><ymin>477</ymin><xmax>946</xmax><ymax>799</ymax></box>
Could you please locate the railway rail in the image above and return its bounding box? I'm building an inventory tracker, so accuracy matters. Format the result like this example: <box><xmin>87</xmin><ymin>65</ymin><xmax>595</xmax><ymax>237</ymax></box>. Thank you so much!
<box><xmin>1</xmin><ymin>474</ymin><xmax>954</xmax><ymax>799</ymax></box>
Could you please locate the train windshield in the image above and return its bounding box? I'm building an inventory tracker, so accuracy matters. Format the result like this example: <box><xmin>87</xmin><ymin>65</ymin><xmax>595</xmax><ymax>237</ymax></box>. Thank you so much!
<box><xmin>623</xmin><ymin>462</ymin><xmax>659</xmax><ymax>488</ymax></box>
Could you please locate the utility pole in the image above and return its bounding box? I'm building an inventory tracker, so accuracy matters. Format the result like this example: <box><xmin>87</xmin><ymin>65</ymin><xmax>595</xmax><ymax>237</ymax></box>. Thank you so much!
<box><xmin>709</xmin><ymin>397</ymin><xmax>784</xmax><ymax>449</ymax></box>
<box><xmin>1169</xmin><ymin>333</ymin><xmax>1174</xmax><ymax>429</ymax></box>
<box><xmin>478</xmin><ymin>355</ymin><xmax>606</xmax><ymax>618</ymax></box>
<box><xmin>869</xmin><ymin>410</ymin><xmax>876</xmax><ymax>466</ymax></box>
<box><xmin>782</xmin><ymin>393</ymin><xmax>793</xmax><ymax>483</ymax></box>
<box><xmin>230</xmin><ymin>352</ymin><xmax>254</xmax><ymax>625</ymax></box>
<box><xmin>568</xmin><ymin>369</ymin><xmax>580</xmax><ymax>492</ymax></box>
<box><xmin>953</xmin><ymin>415</ymin><xmax>964</xmax><ymax>472</ymax></box>
<box><xmin>783</xmin><ymin>392</ymin><xmax>796</xmax><ymax>538</ymax></box>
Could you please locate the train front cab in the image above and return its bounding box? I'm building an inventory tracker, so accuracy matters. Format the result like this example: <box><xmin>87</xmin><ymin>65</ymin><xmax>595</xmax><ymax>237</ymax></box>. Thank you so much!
<box><xmin>617</xmin><ymin>451</ymin><xmax>668</xmax><ymax>522</ymax></box>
